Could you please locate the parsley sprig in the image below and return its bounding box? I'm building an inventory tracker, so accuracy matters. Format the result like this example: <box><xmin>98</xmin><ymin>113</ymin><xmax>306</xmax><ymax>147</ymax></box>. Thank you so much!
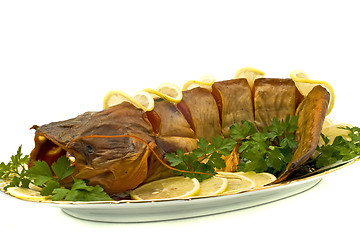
<box><xmin>237</xmin><ymin>115</ymin><xmax>298</xmax><ymax>174</ymax></box>
<box><xmin>166</xmin><ymin>115</ymin><xmax>299</xmax><ymax>181</ymax></box>
<box><xmin>312</xmin><ymin>126</ymin><xmax>360</xmax><ymax>168</ymax></box>
<box><xmin>0</xmin><ymin>148</ymin><xmax>112</xmax><ymax>201</ymax></box>
<box><xmin>166</xmin><ymin>136</ymin><xmax>237</xmax><ymax>181</ymax></box>
<box><xmin>0</xmin><ymin>145</ymin><xmax>30</xmax><ymax>190</ymax></box>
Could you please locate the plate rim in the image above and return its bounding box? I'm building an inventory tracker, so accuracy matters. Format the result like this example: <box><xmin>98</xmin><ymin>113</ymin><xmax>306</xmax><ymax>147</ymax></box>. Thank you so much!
<box><xmin>1</xmin><ymin>157</ymin><xmax>358</xmax><ymax>207</ymax></box>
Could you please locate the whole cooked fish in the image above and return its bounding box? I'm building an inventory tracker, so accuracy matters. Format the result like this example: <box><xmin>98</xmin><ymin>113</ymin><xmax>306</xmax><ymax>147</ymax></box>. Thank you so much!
<box><xmin>29</xmin><ymin>78</ymin><xmax>330</xmax><ymax>194</ymax></box>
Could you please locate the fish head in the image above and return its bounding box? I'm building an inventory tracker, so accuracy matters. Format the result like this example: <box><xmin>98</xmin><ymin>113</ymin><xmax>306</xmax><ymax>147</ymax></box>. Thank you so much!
<box><xmin>29</xmin><ymin>102</ymin><xmax>158</xmax><ymax>195</ymax></box>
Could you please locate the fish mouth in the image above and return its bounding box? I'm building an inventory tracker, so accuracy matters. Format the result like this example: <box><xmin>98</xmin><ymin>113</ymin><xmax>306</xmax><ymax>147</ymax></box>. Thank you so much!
<box><xmin>29</xmin><ymin>130</ymin><xmax>73</xmax><ymax>168</ymax></box>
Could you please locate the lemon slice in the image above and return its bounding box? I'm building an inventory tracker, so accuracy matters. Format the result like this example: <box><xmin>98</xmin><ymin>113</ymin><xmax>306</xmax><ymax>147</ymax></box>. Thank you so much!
<box><xmin>290</xmin><ymin>70</ymin><xmax>335</xmax><ymax>115</ymax></box>
<box><xmin>236</xmin><ymin>171</ymin><xmax>276</xmax><ymax>188</ymax></box>
<box><xmin>130</xmin><ymin>176</ymin><xmax>200</xmax><ymax>200</ymax></box>
<box><xmin>234</xmin><ymin>67</ymin><xmax>265</xmax><ymax>89</ymax></box>
<box><xmin>216</xmin><ymin>172</ymin><xmax>255</xmax><ymax>194</ymax></box>
<box><xmin>319</xmin><ymin>123</ymin><xmax>353</xmax><ymax>146</ymax></box>
<box><xmin>196</xmin><ymin>177</ymin><xmax>228</xmax><ymax>197</ymax></box>
<box><xmin>322</xmin><ymin>118</ymin><xmax>333</xmax><ymax>128</ymax></box>
<box><xmin>6</xmin><ymin>187</ymin><xmax>49</xmax><ymax>201</ymax></box>
<box><xmin>103</xmin><ymin>90</ymin><xmax>154</xmax><ymax>111</ymax></box>
<box><xmin>103</xmin><ymin>90</ymin><xmax>129</xmax><ymax>109</ymax></box>
<box><xmin>132</xmin><ymin>91</ymin><xmax>155</xmax><ymax>111</ymax></box>
<box><xmin>143</xmin><ymin>83</ymin><xmax>183</xmax><ymax>103</ymax></box>
<box><xmin>182</xmin><ymin>75</ymin><xmax>215</xmax><ymax>91</ymax></box>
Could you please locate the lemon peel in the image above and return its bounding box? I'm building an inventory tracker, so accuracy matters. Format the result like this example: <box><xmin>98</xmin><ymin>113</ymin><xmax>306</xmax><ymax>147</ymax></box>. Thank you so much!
<box><xmin>234</xmin><ymin>67</ymin><xmax>265</xmax><ymax>89</ymax></box>
<box><xmin>143</xmin><ymin>83</ymin><xmax>183</xmax><ymax>103</ymax></box>
<box><xmin>6</xmin><ymin>187</ymin><xmax>50</xmax><ymax>201</ymax></box>
<box><xmin>322</xmin><ymin>118</ymin><xmax>333</xmax><ymax>128</ymax></box>
<box><xmin>103</xmin><ymin>90</ymin><xmax>154</xmax><ymax>111</ymax></box>
<box><xmin>236</xmin><ymin>171</ymin><xmax>276</xmax><ymax>188</ymax></box>
<box><xmin>216</xmin><ymin>172</ymin><xmax>255</xmax><ymax>194</ymax></box>
<box><xmin>130</xmin><ymin>176</ymin><xmax>200</xmax><ymax>200</ymax></box>
<box><xmin>319</xmin><ymin>123</ymin><xmax>353</xmax><ymax>146</ymax></box>
<box><xmin>132</xmin><ymin>91</ymin><xmax>156</xmax><ymax>111</ymax></box>
<box><xmin>196</xmin><ymin>177</ymin><xmax>228</xmax><ymax>197</ymax></box>
<box><xmin>290</xmin><ymin>70</ymin><xmax>335</xmax><ymax>115</ymax></box>
<box><xmin>182</xmin><ymin>75</ymin><xmax>215</xmax><ymax>91</ymax></box>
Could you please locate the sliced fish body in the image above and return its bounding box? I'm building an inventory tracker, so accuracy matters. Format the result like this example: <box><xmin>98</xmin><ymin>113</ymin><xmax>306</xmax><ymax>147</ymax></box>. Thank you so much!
<box><xmin>147</xmin><ymin>99</ymin><xmax>198</xmax><ymax>153</ymax></box>
<box><xmin>178</xmin><ymin>87</ymin><xmax>222</xmax><ymax>141</ymax></box>
<box><xmin>212</xmin><ymin>78</ymin><xmax>254</xmax><ymax>137</ymax></box>
<box><xmin>254</xmin><ymin>78</ymin><xmax>296</xmax><ymax>129</ymax></box>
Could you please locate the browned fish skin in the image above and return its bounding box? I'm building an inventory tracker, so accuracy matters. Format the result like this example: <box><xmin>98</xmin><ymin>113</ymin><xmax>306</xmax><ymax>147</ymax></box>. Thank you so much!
<box><xmin>148</xmin><ymin>99</ymin><xmax>198</xmax><ymax>153</ymax></box>
<box><xmin>254</xmin><ymin>78</ymin><xmax>297</xmax><ymax>130</ymax></box>
<box><xmin>275</xmin><ymin>85</ymin><xmax>330</xmax><ymax>183</ymax></box>
<box><xmin>180</xmin><ymin>87</ymin><xmax>222</xmax><ymax>141</ymax></box>
<box><xmin>212</xmin><ymin>78</ymin><xmax>254</xmax><ymax>137</ymax></box>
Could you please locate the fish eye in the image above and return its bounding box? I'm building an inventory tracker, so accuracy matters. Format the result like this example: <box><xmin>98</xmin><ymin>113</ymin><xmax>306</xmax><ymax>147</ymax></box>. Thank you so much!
<box><xmin>86</xmin><ymin>145</ymin><xmax>94</xmax><ymax>154</ymax></box>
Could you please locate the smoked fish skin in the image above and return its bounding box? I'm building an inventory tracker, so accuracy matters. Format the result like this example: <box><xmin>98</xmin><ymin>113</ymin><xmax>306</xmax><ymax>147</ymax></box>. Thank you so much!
<box><xmin>275</xmin><ymin>85</ymin><xmax>330</xmax><ymax>183</ymax></box>
<box><xmin>212</xmin><ymin>78</ymin><xmax>254</xmax><ymax>137</ymax></box>
<box><xmin>253</xmin><ymin>78</ymin><xmax>297</xmax><ymax>130</ymax></box>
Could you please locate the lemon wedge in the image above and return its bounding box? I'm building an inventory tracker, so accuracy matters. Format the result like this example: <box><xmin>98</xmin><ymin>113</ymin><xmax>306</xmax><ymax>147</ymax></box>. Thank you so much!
<box><xmin>290</xmin><ymin>70</ymin><xmax>335</xmax><ymax>115</ymax></box>
<box><xmin>182</xmin><ymin>75</ymin><xmax>215</xmax><ymax>91</ymax></box>
<box><xmin>236</xmin><ymin>171</ymin><xmax>276</xmax><ymax>188</ymax></box>
<box><xmin>216</xmin><ymin>172</ymin><xmax>255</xmax><ymax>194</ymax></box>
<box><xmin>143</xmin><ymin>83</ymin><xmax>183</xmax><ymax>103</ymax></box>
<box><xmin>103</xmin><ymin>90</ymin><xmax>154</xmax><ymax>111</ymax></box>
<box><xmin>234</xmin><ymin>67</ymin><xmax>265</xmax><ymax>89</ymax></box>
<box><xmin>130</xmin><ymin>176</ymin><xmax>200</xmax><ymax>200</ymax></box>
<box><xmin>6</xmin><ymin>187</ymin><xmax>50</xmax><ymax>201</ymax></box>
<box><xmin>196</xmin><ymin>177</ymin><xmax>228</xmax><ymax>197</ymax></box>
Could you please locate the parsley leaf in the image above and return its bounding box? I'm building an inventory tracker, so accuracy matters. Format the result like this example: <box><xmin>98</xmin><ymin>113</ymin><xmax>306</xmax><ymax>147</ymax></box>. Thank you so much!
<box><xmin>27</xmin><ymin>157</ymin><xmax>112</xmax><ymax>201</ymax></box>
<box><xmin>167</xmin><ymin>135</ymin><xmax>238</xmax><ymax>181</ymax></box>
<box><xmin>211</xmin><ymin>135</ymin><xmax>237</xmax><ymax>156</ymax></box>
<box><xmin>52</xmin><ymin>188</ymin><xmax>70</xmax><ymax>201</ymax></box>
<box><xmin>27</xmin><ymin>161</ymin><xmax>53</xmax><ymax>186</ymax></box>
<box><xmin>0</xmin><ymin>145</ymin><xmax>30</xmax><ymax>190</ymax></box>
<box><xmin>52</xmin><ymin>178</ymin><xmax>113</xmax><ymax>201</ymax></box>
<box><xmin>236</xmin><ymin>116</ymin><xmax>299</xmax><ymax>175</ymax></box>
<box><xmin>1</xmin><ymin>147</ymin><xmax>112</xmax><ymax>201</ymax></box>
<box><xmin>167</xmin><ymin>150</ymin><xmax>214</xmax><ymax>181</ymax></box>
<box><xmin>230</xmin><ymin>121</ymin><xmax>258</xmax><ymax>140</ymax></box>
<box><xmin>40</xmin><ymin>179</ymin><xmax>61</xmax><ymax>196</ymax></box>
<box><xmin>51</xmin><ymin>156</ymin><xmax>74</xmax><ymax>181</ymax></box>
<box><xmin>166</xmin><ymin>115</ymin><xmax>300</xmax><ymax>180</ymax></box>
<box><xmin>313</xmin><ymin>126</ymin><xmax>360</xmax><ymax>168</ymax></box>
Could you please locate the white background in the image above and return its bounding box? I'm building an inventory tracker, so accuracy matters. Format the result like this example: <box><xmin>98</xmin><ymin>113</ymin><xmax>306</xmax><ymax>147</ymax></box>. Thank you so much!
<box><xmin>0</xmin><ymin>0</ymin><xmax>359</xmax><ymax>239</ymax></box>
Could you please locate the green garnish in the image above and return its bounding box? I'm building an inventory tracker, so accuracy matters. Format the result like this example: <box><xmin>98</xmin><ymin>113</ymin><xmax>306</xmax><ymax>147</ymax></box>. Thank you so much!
<box><xmin>312</xmin><ymin>126</ymin><xmax>360</xmax><ymax>168</ymax></box>
<box><xmin>0</xmin><ymin>145</ymin><xmax>30</xmax><ymax>190</ymax></box>
<box><xmin>52</xmin><ymin>178</ymin><xmax>112</xmax><ymax>201</ymax></box>
<box><xmin>166</xmin><ymin>136</ymin><xmax>237</xmax><ymax>181</ymax></box>
<box><xmin>0</xmin><ymin>148</ymin><xmax>112</xmax><ymax>201</ymax></box>
<box><xmin>237</xmin><ymin>115</ymin><xmax>298</xmax><ymax>174</ymax></box>
<box><xmin>167</xmin><ymin>115</ymin><xmax>299</xmax><ymax>180</ymax></box>
<box><xmin>167</xmin><ymin>115</ymin><xmax>360</xmax><ymax>181</ymax></box>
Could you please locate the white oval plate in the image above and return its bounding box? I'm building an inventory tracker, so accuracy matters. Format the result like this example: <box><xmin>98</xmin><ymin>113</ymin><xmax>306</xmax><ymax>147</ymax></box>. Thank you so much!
<box><xmin>1</xmin><ymin>159</ymin><xmax>358</xmax><ymax>222</ymax></box>
<box><xmin>59</xmin><ymin>176</ymin><xmax>321</xmax><ymax>222</ymax></box>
